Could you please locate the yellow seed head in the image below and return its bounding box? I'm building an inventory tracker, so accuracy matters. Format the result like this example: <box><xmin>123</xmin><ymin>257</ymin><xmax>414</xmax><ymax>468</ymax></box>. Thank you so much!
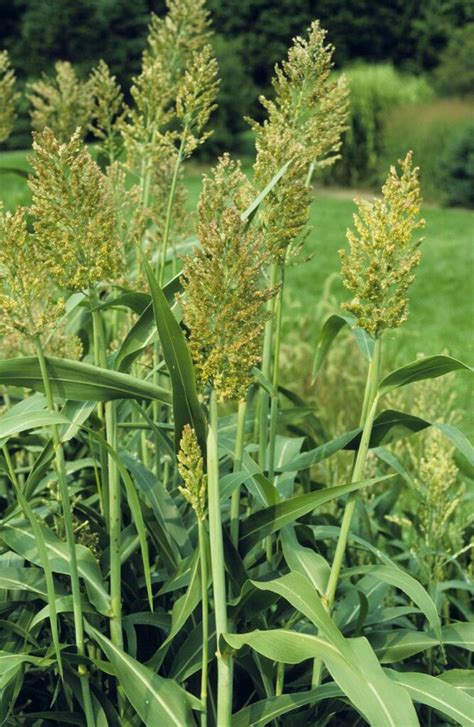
<box><xmin>88</xmin><ymin>60</ymin><xmax>125</xmax><ymax>160</ymax></box>
<box><xmin>177</xmin><ymin>424</ymin><xmax>207</xmax><ymax>520</ymax></box>
<box><xmin>250</xmin><ymin>21</ymin><xmax>350</xmax><ymax>262</ymax></box>
<box><xmin>29</xmin><ymin>128</ymin><xmax>122</xmax><ymax>292</ymax></box>
<box><xmin>27</xmin><ymin>61</ymin><xmax>93</xmax><ymax>142</ymax></box>
<box><xmin>0</xmin><ymin>50</ymin><xmax>20</xmax><ymax>143</ymax></box>
<box><xmin>340</xmin><ymin>152</ymin><xmax>425</xmax><ymax>338</ymax></box>
<box><xmin>180</xmin><ymin>155</ymin><xmax>275</xmax><ymax>401</ymax></box>
<box><xmin>0</xmin><ymin>206</ymin><xmax>64</xmax><ymax>338</ymax></box>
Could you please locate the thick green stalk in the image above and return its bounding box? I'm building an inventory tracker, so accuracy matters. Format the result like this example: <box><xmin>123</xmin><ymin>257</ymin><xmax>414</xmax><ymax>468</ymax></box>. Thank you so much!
<box><xmin>325</xmin><ymin>337</ymin><xmax>382</xmax><ymax>610</ymax></box>
<box><xmin>198</xmin><ymin>518</ymin><xmax>209</xmax><ymax>727</ymax></box>
<box><xmin>311</xmin><ymin>336</ymin><xmax>382</xmax><ymax>688</ymax></box>
<box><xmin>3</xmin><ymin>445</ymin><xmax>63</xmax><ymax>678</ymax></box>
<box><xmin>230</xmin><ymin>399</ymin><xmax>247</xmax><ymax>547</ymax></box>
<box><xmin>91</xmin><ymin>308</ymin><xmax>123</xmax><ymax>651</ymax></box>
<box><xmin>207</xmin><ymin>390</ymin><xmax>233</xmax><ymax>727</ymax></box>
<box><xmin>258</xmin><ymin>263</ymin><xmax>279</xmax><ymax>469</ymax></box>
<box><xmin>34</xmin><ymin>339</ymin><xmax>95</xmax><ymax>727</ymax></box>
<box><xmin>268</xmin><ymin>265</ymin><xmax>285</xmax><ymax>482</ymax></box>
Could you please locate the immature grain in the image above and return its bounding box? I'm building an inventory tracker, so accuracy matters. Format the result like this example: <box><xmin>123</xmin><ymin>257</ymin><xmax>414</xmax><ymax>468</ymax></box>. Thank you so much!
<box><xmin>340</xmin><ymin>152</ymin><xmax>424</xmax><ymax>337</ymax></box>
<box><xmin>29</xmin><ymin>128</ymin><xmax>122</xmax><ymax>292</ymax></box>
<box><xmin>27</xmin><ymin>61</ymin><xmax>92</xmax><ymax>142</ymax></box>
<box><xmin>250</xmin><ymin>21</ymin><xmax>349</xmax><ymax>262</ymax></box>
<box><xmin>180</xmin><ymin>155</ymin><xmax>274</xmax><ymax>401</ymax></box>
<box><xmin>177</xmin><ymin>424</ymin><xmax>207</xmax><ymax>521</ymax></box>
<box><xmin>0</xmin><ymin>50</ymin><xmax>19</xmax><ymax>143</ymax></box>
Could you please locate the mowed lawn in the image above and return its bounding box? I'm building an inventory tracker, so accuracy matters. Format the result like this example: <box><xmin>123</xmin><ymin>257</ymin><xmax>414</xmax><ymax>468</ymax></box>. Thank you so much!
<box><xmin>2</xmin><ymin>147</ymin><xmax>473</xmax><ymax>407</ymax></box>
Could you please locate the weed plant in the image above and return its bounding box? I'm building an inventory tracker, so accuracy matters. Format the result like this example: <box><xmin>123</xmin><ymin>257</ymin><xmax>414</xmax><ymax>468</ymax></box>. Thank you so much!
<box><xmin>0</xmin><ymin>3</ymin><xmax>472</xmax><ymax>726</ymax></box>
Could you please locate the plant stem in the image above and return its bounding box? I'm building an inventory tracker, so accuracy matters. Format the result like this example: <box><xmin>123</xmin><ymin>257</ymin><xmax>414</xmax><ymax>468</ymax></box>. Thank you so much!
<box><xmin>34</xmin><ymin>339</ymin><xmax>95</xmax><ymax>727</ymax></box>
<box><xmin>230</xmin><ymin>399</ymin><xmax>247</xmax><ymax>548</ymax></box>
<box><xmin>258</xmin><ymin>263</ymin><xmax>279</xmax><ymax>469</ymax></box>
<box><xmin>312</xmin><ymin>336</ymin><xmax>382</xmax><ymax>688</ymax></box>
<box><xmin>2</xmin><ymin>445</ymin><xmax>63</xmax><ymax>677</ymax></box>
<box><xmin>268</xmin><ymin>265</ymin><xmax>285</xmax><ymax>482</ymax></box>
<box><xmin>91</xmin><ymin>308</ymin><xmax>123</xmax><ymax>651</ymax></box>
<box><xmin>198</xmin><ymin>518</ymin><xmax>209</xmax><ymax>727</ymax></box>
<box><xmin>207</xmin><ymin>389</ymin><xmax>233</xmax><ymax>727</ymax></box>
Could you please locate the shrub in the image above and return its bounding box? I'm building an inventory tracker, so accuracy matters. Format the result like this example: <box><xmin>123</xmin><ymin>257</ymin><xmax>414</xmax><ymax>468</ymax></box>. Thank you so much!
<box><xmin>438</xmin><ymin>120</ymin><xmax>474</xmax><ymax>207</ymax></box>
<box><xmin>380</xmin><ymin>98</ymin><xmax>474</xmax><ymax>201</ymax></box>
<box><xmin>323</xmin><ymin>63</ymin><xmax>433</xmax><ymax>186</ymax></box>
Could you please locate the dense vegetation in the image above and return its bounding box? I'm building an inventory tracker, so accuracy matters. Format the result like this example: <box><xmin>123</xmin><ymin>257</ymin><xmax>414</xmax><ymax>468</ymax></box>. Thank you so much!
<box><xmin>0</xmin><ymin>2</ymin><xmax>473</xmax><ymax>726</ymax></box>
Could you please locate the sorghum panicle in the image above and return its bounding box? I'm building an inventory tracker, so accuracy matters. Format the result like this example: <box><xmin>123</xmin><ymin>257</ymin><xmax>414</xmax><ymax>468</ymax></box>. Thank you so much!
<box><xmin>0</xmin><ymin>206</ymin><xmax>64</xmax><ymax>338</ymax></box>
<box><xmin>27</xmin><ymin>61</ymin><xmax>93</xmax><ymax>142</ymax></box>
<box><xmin>88</xmin><ymin>60</ymin><xmax>125</xmax><ymax>160</ymax></box>
<box><xmin>0</xmin><ymin>50</ymin><xmax>19</xmax><ymax>143</ymax></box>
<box><xmin>181</xmin><ymin>155</ymin><xmax>275</xmax><ymax>401</ymax></box>
<box><xmin>177</xmin><ymin>424</ymin><xmax>207</xmax><ymax>521</ymax></box>
<box><xmin>29</xmin><ymin>128</ymin><xmax>122</xmax><ymax>292</ymax></box>
<box><xmin>250</xmin><ymin>21</ymin><xmax>349</xmax><ymax>262</ymax></box>
<box><xmin>340</xmin><ymin>152</ymin><xmax>425</xmax><ymax>338</ymax></box>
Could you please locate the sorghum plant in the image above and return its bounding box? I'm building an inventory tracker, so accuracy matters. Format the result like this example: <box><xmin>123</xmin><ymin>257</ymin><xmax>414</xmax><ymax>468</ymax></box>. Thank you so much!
<box><xmin>0</xmin><ymin>3</ymin><xmax>472</xmax><ymax>726</ymax></box>
<box><xmin>0</xmin><ymin>50</ymin><xmax>19</xmax><ymax>143</ymax></box>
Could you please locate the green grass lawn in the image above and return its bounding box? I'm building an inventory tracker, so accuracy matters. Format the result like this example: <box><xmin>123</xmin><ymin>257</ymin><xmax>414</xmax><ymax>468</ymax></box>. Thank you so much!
<box><xmin>1</xmin><ymin>147</ymin><xmax>473</xmax><ymax>411</ymax></box>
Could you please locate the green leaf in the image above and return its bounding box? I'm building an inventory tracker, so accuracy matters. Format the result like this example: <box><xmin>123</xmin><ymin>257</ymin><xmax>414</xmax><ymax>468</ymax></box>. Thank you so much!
<box><xmin>113</xmin><ymin>273</ymin><xmax>183</xmax><ymax>373</ymax></box>
<box><xmin>281</xmin><ymin>526</ymin><xmax>330</xmax><ymax>596</ymax></box>
<box><xmin>379</xmin><ymin>355</ymin><xmax>473</xmax><ymax>396</ymax></box>
<box><xmin>143</xmin><ymin>257</ymin><xmax>207</xmax><ymax>454</ymax></box>
<box><xmin>1</xmin><ymin>521</ymin><xmax>110</xmax><ymax>616</ymax></box>
<box><xmin>438</xmin><ymin>670</ymin><xmax>474</xmax><ymax>697</ymax></box>
<box><xmin>147</xmin><ymin>549</ymin><xmax>201</xmax><ymax>670</ymax></box>
<box><xmin>241</xmin><ymin>159</ymin><xmax>292</xmax><ymax>223</ymax></box>
<box><xmin>232</xmin><ymin>684</ymin><xmax>342</xmax><ymax>727</ymax></box>
<box><xmin>342</xmin><ymin>565</ymin><xmax>441</xmax><ymax>640</ymax></box>
<box><xmin>239</xmin><ymin>476</ymin><xmax>391</xmax><ymax>554</ymax></box>
<box><xmin>0</xmin><ymin>652</ymin><xmax>53</xmax><ymax>671</ymax></box>
<box><xmin>312</xmin><ymin>313</ymin><xmax>374</xmax><ymax>380</ymax></box>
<box><xmin>250</xmin><ymin>572</ymin><xmax>349</xmax><ymax>655</ymax></box>
<box><xmin>224</xmin><ymin>630</ymin><xmax>417</xmax><ymax>727</ymax></box>
<box><xmin>0</xmin><ymin>403</ymin><xmax>69</xmax><ymax>440</ymax></box>
<box><xmin>0</xmin><ymin>356</ymin><xmax>170</xmax><ymax>404</ymax></box>
<box><xmin>87</xmin><ymin>625</ymin><xmax>196</xmax><ymax>727</ymax></box>
<box><xmin>386</xmin><ymin>670</ymin><xmax>474</xmax><ymax>727</ymax></box>
<box><xmin>0</xmin><ymin>566</ymin><xmax>64</xmax><ymax>598</ymax></box>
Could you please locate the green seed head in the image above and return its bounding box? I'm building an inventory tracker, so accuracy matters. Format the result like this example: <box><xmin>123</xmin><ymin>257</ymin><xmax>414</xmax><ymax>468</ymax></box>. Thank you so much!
<box><xmin>29</xmin><ymin>127</ymin><xmax>122</xmax><ymax>292</ymax></box>
<box><xmin>0</xmin><ymin>50</ymin><xmax>19</xmax><ymax>143</ymax></box>
<box><xmin>250</xmin><ymin>21</ymin><xmax>350</xmax><ymax>262</ymax></box>
<box><xmin>27</xmin><ymin>61</ymin><xmax>92</xmax><ymax>142</ymax></box>
<box><xmin>340</xmin><ymin>152</ymin><xmax>425</xmax><ymax>338</ymax></box>
<box><xmin>181</xmin><ymin>155</ymin><xmax>275</xmax><ymax>401</ymax></box>
<box><xmin>177</xmin><ymin>424</ymin><xmax>207</xmax><ymax>521</ymax></box>
<box><xmin>0</xmin><ymin>206</ymin><xmax>64</xmax><ymax>338</ymax></box>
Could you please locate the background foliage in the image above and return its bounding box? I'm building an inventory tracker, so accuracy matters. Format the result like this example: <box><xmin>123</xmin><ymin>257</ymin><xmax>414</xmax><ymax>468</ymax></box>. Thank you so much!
<box><xmin>1</xmin><ymin>0</ymin><xmax>473</xmax><ymax>204</ymax></box>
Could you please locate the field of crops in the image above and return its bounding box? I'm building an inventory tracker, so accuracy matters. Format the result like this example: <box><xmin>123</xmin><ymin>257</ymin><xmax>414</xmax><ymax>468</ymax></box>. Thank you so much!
<box><xmin>0</xmin><ymin>2</ymin><xmax>472</xmax><ymax>726</ymax></box>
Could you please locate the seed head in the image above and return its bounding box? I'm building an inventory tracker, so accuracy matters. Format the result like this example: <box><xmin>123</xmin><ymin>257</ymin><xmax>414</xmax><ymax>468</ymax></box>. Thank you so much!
<box><xmin>88</xmin><ymin>60</ymin><xmax>125</xmax><ymax>161</ymax></box>
<box><xmin>340</xmin><ymin>152</ymin><xmax>425</xmax><ymax>338</ymax></box>
<box><xmin>250</xmin><ymin>21</ymin><xmax>349</xmax><ymax>262</ymax></box>
<box><xmin>0</xmin><ymin>206</ymin><xmax>64</xmax><ymax>338</ymax></box>
<box><xmin>177</xmin><ymin>424</ymin><xmax>207</xmax><ymax>521</ymax></box>
<box><xmin>27</xmin><ymin>61</ymin><xmax>92</xmax><ymax>142</ymax></box>
<box><xmin>180</xmin><ymin>155</ymin><xmax>274</xmax><ymax>401</ymax></box>
<box><xmin>29</xmin><ymin>128</ymin><xmax>122</xmax><ymax>292</ymax></box>
<box><xmin>176</xmin><ymin>43</ymin><xmax>219</xmax><ymax>156</ymax></box>
<box><xmin>0</xmin><ymin>51</ymin><xmax>19</xmax><ymax>143</ymax></box>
